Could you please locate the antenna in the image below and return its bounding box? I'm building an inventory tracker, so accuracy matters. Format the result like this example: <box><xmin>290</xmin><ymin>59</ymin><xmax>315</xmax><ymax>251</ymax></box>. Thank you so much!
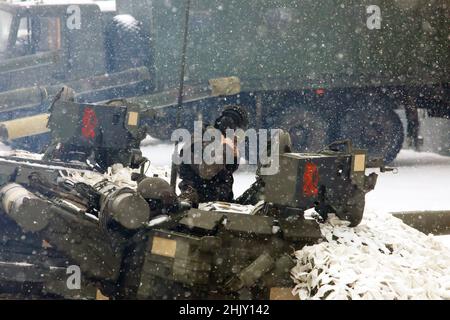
<box><xmin>170</xmin><ymin>0</ymin><xmax>191</xmax><ymax>191</ymax></box>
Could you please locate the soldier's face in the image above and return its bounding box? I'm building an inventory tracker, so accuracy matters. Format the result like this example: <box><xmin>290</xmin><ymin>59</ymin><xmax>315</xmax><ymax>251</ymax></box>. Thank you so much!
<box><xmin>216</xmin><ymin>116</ymin><xmax>238</xmax><ymax>134</ymax></box>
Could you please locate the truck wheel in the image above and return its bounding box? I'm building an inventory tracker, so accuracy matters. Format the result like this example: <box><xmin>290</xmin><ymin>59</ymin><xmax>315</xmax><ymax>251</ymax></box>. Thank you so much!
<box><xmin>144</xmin><ymin>115</ymin><xmax>174</xmax><ymax>141</ymax></box>
<box><xmin>337</xmin><ymin>98</ymin><xmax>404</xmax><ymax>163</ymax></box>
<box><xmin>106</xmin><ymin>15</ymin><xmax>149</xmax><ymax>73</ymax></box>
<box><xmin>278</xmin><ymin>107</ymin><xmax>329</xmax><ymax>152</ymax></box>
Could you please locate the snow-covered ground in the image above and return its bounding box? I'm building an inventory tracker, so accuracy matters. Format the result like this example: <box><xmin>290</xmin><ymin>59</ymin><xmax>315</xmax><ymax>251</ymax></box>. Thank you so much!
<box><xmin>367</xmin><ymin>150</ymin><xmax>450</xmax><ymax>212</ymax></box>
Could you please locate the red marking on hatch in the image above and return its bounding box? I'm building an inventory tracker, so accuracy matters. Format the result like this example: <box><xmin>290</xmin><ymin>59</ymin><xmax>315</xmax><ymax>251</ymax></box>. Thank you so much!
<box><xmin>81</xmin><ymin>107</ymin><xmax>98</xmax><ymax>139</ymax></box>
<box><xmin>303</xmin><ymin>162</ymin><xmax>319</xmax><ymax>197</ymax></box>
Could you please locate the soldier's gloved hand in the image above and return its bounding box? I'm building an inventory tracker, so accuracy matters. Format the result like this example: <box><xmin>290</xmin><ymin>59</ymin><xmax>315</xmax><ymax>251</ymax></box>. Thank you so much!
<box><xmin>178</xmin><ymin>184</ymin><xmax>200</xmax><ymax>208</ymax></box>
<box><xmin>178</xmin><ymin>199</ymin><xmax>192</xmax><ymax>211</ymax></box>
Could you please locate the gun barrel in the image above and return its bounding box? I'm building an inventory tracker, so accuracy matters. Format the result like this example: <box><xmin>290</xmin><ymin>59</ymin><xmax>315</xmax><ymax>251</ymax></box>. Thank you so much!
<box><xmin>0</xmin><ymin>113</ymin><xmax>50</xmax><ymax>141</ymax></box>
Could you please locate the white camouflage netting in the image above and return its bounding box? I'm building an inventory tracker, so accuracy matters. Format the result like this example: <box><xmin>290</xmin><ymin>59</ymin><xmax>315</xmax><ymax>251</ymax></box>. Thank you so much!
<box><xmin>292</xmin><ymin>210</ymin><xmax>450</xmax><ymax>300</ymax></box>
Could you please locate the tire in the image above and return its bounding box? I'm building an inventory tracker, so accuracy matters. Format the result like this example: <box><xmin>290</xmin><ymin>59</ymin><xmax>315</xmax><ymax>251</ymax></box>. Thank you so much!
<box><xmin>337</xmin><ymin>97</ymin><xmax>404</xmax><ymax>163</ymax></box>
<box><xmin>143</xmin><ymin>112</ymin><xmax>176</xmax><ymax>141</ymax></box>
<box><xmin>277</xmin><ymin>107</ymin><xmax>329</xmax><ymax>153</ymax></box>
<box><xmin>106</xmin><ymin>15</ymin><xmax>149</xmax><ymax>73</ymax></box>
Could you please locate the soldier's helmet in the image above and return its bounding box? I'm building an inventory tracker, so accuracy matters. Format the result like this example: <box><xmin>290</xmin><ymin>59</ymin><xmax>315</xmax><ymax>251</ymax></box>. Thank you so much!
<box><xmin>196</xmin><ymin>162</ymin><xmax>225</xmax><ymax>180</ymax></box>
<box><xmin>214</xmin><ymin>105</ymin><xmax>249</xmax><ymax>133</ymax></box>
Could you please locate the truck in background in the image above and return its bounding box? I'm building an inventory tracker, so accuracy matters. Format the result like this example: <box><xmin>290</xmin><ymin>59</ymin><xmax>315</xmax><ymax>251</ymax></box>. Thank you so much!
<box><xmin>0</xmin><ymin>0</ymin><xmax>449</xmax><ymax>162</ymax></box>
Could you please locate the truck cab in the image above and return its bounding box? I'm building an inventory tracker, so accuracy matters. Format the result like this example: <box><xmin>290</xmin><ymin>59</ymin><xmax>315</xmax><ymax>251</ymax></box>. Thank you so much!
<box><xmin>0</xmin><ymin>0</ymin><xmax>132</xmax><ymax>92</ymax></box>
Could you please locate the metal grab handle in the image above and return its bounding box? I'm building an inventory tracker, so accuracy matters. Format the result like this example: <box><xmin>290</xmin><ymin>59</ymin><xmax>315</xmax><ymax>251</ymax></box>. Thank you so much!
<box><xmin>224</xmin><ymin>253</ymin><xmax>275</xmax><ymax>292</ymax></box>
<box><xmin>323</xmin><ymin>139</ymin><xmax>353</xmax><ymax>153</ymax></box>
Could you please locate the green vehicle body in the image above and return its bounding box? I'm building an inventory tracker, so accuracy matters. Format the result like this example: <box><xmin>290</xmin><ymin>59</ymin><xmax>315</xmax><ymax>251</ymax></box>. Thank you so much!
<box><xmin>146</xmin><ymin>0</ymin><xmax>448</xmax><ymax>92</ymax></box>
<box><xmin>122</xmin><ymin>0</ymin><xmax>450</xmax><ymax>162</ymax></box>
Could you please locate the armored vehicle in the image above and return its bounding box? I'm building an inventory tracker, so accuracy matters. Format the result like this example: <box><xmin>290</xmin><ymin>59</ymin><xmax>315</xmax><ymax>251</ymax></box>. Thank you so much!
<box><xmin>0</xmin><ymin>136</ymin><xmax>380</xmax><ymax>299</ymax></box>
<box><xmin>0</xmin><ymin>95</ymin><xmax>386</xmax><ymax>299</ymax></box>
<box><xmin>1</xmin><ymin>0</ymin><xmax>449</xmax><ymax>162</ymax></box>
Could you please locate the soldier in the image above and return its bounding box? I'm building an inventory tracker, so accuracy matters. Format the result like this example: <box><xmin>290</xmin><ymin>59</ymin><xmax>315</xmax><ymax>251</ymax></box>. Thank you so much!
<box><xmin>178</xmin><ymin>105</ymin><xmax>249</xmax><ymax>208</ymax></box>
